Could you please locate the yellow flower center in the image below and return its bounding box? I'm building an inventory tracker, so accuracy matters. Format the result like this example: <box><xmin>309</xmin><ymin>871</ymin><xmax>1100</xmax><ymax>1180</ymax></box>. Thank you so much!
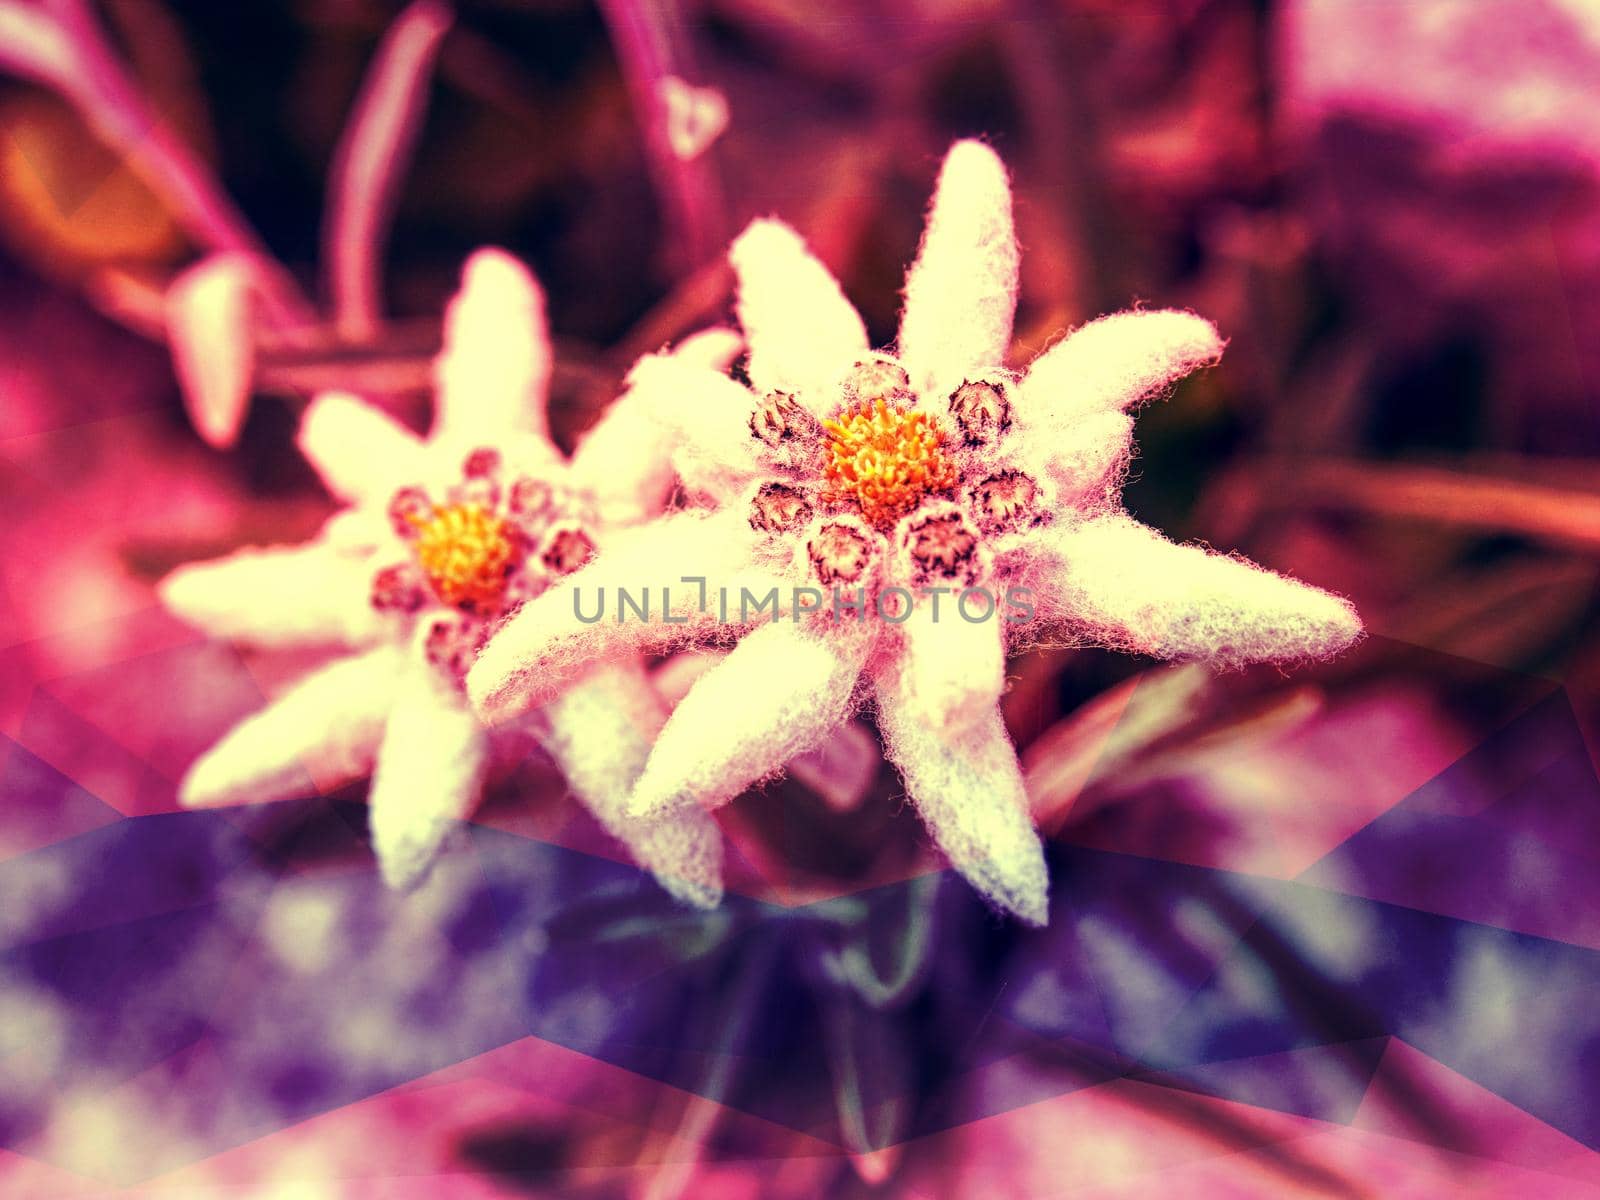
<box><xmin>822</xmin><ymin>399</ymin><xmax>959</xmax><ymax>529</ymax></box>
<box><xmin>410</xmin><ymin>501</ymin><xmax>523</xmax><ymax>613</ymax></box>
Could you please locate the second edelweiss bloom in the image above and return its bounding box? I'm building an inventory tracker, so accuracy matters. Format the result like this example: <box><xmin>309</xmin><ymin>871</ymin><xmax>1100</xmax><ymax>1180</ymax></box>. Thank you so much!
<box><xmin>468</xmin><ymin>142</ymin><xmax>1362</xmax><ymax>925</ymax></box>
<box><xmin>161</xmin><ymin>249</ymin><xmax>731</xmax><ymax>906</ymax></box>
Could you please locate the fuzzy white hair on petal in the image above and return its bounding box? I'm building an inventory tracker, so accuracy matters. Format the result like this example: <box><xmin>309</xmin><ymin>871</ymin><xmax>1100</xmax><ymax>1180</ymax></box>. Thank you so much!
<box><xmin>297</xmin><ymin>391</ymin><xmax>429</xmax><ymax>504</ymax></box>
<box><xmin>540</xmin><ymin>661</ymin><xmax>724</xmax><ymax>908</ymax></box>
<box><xmin>1048</xmin><ymin>513</ymin><xmax>1364</xmax><ymax>667</ymax></box>
<box><xmin>1021</xmin><ymin>310</ymin><xmax>1224</xmax><ymax>427</ymax></box>
<box><xmin>432</xmin><ymin>247</ymin><xmax>554</xmax><ymax>446</ymax></box>
<box><xmin>368</xmin><ymin>651</ymin><xmax>489</xmax><ymax>890</ymax></box>
<box><xmin>647</xmin><ymin>650</ymin><xmax>725</xmax><ymax>707</ymax></box>
<box><xmin>568</xmin><ymin>388</ymin><xmax>678</xmax><ymax>527</ymax></box>
<box><xmin>730</xmin><ymin>219</ymin><xmax>868</xmax><ymax>399</ymax></box>
<box><xmin>873</xmin><ymin>671</ymin><xmax>1048</xmax><ymax>925</ymax></box>
<box><xmin>627</xmin><ymin>620</ymin><xmax>871</xmax><ymax>820</ymax></box>
<box><xmin>160</xmin><ymin>539</ymin><xmax>386</xmax><ymax>649</ymax></box>
<box><xmin>1024</xmin><ymin>410</ymin><xmax>1134</xmax><ymax>514</ymax></box>
<box><xmin>568</xmin><ymin>327</ymin><xmax>745</xmax><ymax>522</ymax></box>
<box><xmin>466</xmin><ymin>510</ymin><xmax>773</xmax><ymax>721</ymax></box>
<box><xmin>587</xmin><ymin>350</ymin><xmax>763</xmax><ymax>507</ymax></box>
<box><xmin>887</xmin><ymin>598</ymin><xmax>1007</xmax><ymax>735</ymax></box>
<box><xmin>898</xmin><ymin>140</ymin><xmax>1020</xmax><ymax>401</ymax></box>
<box><xmin>180</xmin><ymin>647</ymin><xmax>403</xmax><ymax>809</ymax></box>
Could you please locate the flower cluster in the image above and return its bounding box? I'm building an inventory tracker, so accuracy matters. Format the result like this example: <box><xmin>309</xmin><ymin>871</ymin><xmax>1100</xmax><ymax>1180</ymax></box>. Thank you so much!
<box><xmin>163</xmin><ymin>142</ymin><xmax>1360</xmax><ymax>925</ymax></box>
<box><xmin>466</xmin><ymin>140</ymin><xmax>1362</xmax><ymax>924</ymax></box>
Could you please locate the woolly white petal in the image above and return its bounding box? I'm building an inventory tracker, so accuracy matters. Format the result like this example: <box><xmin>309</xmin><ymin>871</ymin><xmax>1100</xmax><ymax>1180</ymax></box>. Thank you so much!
<box><xmin>322</xmin><ymin>507</ymin><xmax>392</xmax><ymax>553</ymax></box>
<box><xmin>651</xmin><ymin>653</ymin><xmax>880</xmax><ymax>811</ymax></box>
<box><xmin>368</xmin><ymin>654</ymin><xmax>488</xmax><ymax>890</ymax></box>
<box><xmin>467</xmin><ymin>510</ymin><xmax>773</xmax><ymax>721</ymax></box>
<box><xmin>681</xmin><ymin>388</ymin><xmax>774</xmax><ymax>501</ymax></box>
<box><xmin>628</xmin><ymin>620</ymin><xmax>869</xmax><ymax>820</ymax></box>
<box><xmin>1048</xmin><ymin>513</ymin><xmax>1363</xmax><ymax>666</ymax></box>
<box><xmin>1020</xmin><ymin>310</ymin><xmax>1223</xmax><ymax>425</ymax></box>
<box><xmin>160</xmin><ymin>540</ymin><xmax>384</xmax><ymax>649</ymax></box>
<box><xmin>540</xmin><ymin>662</ymin><xmax>724</xmax><ymax>908</ymax></box>
<box><xmin>432</xmin><ymin>248</ymin><xmax>554</xmax><ymax>446</ymax></box>
<box><xmin>898</xmin><ymin>140</ymin><xmax>1020</xmax><ymax>400</ymax></box>
<box><xmin>570</xmin><ymin>328</ymin><xmax>747</xmax><ymax>519</ymax></box>
<box><xmin>648</xmin><ymin>650</ymin><xmax>723</xmax><ymax>707</ymax></box>
<box><xmin>297</xmin><ymin>391</ymin><xmax>429</xmax><ymax>504</ymax></box>
<box><xmin>892</xmin><ymin>598</ymin><xmax>1006</xmax><ymax>734</ymax></box>
<box><xmin>180</xmin><ymin>648</ymin><xmax>403</xmax><ymax>809</ymax></box>
<box><xmin>566</xmin><ymin>393</ymin><xmax>676</xmax><ymax>527</ymax></box>
<box><xmin>1020</xmin><ymin>410</ymin><xmax>1134</xmax><ymax>513</ymax></box>
<box><xmin>666</xmin><ymin>326</ymin><xmax>745</xmax><ymax>371</ymax></box>
<box><xmin>730</xmin><ymin>219</ymin><xmax>868</xmax><ymax>397</ymax></box>
<box><xmin>643</xmin><ymin>356</ymin><xmax>766</xmax><ymax>501</ymax></box>
<box><xmin>873</xmin><ymin>673</ymin><xmax>1047</xmax><ymax>925</ymax></box>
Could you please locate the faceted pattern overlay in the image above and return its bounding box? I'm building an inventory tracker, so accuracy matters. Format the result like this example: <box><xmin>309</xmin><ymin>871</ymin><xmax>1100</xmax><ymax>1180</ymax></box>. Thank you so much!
<box><xmin>2</xmin><ymin>633</ymin><xmax>1600</xmax><ymax>1194</ymax></box>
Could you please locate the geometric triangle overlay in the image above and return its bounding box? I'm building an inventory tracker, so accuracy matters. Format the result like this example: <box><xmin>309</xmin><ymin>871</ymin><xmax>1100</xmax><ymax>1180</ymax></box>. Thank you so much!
<box><xmin>0</xmin><ymin>669</ymin><xmax>1598</xmax><ymax>1190</ymax></box>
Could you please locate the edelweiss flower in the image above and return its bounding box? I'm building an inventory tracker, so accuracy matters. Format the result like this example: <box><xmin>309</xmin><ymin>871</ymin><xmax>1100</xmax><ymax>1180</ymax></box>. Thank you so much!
<box><xmin>468</xmin><ymin>142</ymin><xmax>1362</xmax><ymax>924</ymax></box>
<box><xmin>161</xmin><ymin>248</ymin><xmax>730</xmax><ymax>905</ymax></box>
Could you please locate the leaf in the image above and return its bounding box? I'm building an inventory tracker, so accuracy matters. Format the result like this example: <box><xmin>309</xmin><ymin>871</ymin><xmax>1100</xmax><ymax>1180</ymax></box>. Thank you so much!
<box><xmin>164</xmin><ymin>252</ymin><xmax>260</xmax><ymax>448</ymax></box>
<box><xmin>0</xmin><ymin>4</ymin><xmax>80</xmax><ymax>94</ymax></box>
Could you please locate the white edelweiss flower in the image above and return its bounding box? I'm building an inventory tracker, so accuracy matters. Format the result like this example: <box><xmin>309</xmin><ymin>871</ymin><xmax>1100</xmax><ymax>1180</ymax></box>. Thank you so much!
<box><xmin>467</xmin><ymin>142</ymin><xmax>1363</xmax><ymax>925</ymax></box>
<box><xmin>161</xmin><ymin>248</ymin><xmax>738</xmax><ymax>907</ymax></box>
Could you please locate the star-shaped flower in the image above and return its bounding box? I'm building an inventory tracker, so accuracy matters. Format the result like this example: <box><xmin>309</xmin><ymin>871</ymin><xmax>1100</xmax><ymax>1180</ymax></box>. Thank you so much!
<box><xmin>161</xmin><ymin>248</ymin><xmax>730</xmax><ymax>905</ymax></box>
<box><xmin>468</xmin><ymin>142</ymin><xmax>1361</xmax><ymax>924</ymax></box>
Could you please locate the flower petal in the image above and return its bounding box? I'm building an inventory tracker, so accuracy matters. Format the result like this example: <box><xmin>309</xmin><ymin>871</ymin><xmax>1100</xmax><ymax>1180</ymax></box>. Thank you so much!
<box><xmin>873</xmin><ymin>673</ymin><xmax>1047</xmax><ymax>925</ymax></box>
<box><xmin>730</xmin><ymin>218</ymin><xmax>868</xmax><ymax>399</ymax></box>
<box><xmin>627</xmin><ymin>620</ymin><xmax>870</xmax><ymax>820</ymax></box>
<box><xmin>633</xmin><ymin>352</ymin><xmax>766</xmax><ymax>502</ymax></box>
<box><xmin>432</xmin><ymin>247</ymin><xmax>554</xmax><ymax>446</ymax></box>
<box><xmin>1020</xmin><ymin>310</ymin><xmax>1223</xmax><ymax>425</ymax></box>
<box><xmin>160</xmin><ymin>539</ymin><xmax>385</xmax><ymax>649</ymax></box>
<box><xmin>467</xmin><ymin>510</ymin><xmax>773</xmax><ymax>721</ymax></box>
<box><xmin>668</xmin><ymin>325</ymin><xmax>745</xmax><ymax>372</ymax></box>
<box><xmin>652</xmin><ymin>652</ymin><xmax>881</xmax><ymax>812</ymax></box>
<box><xmin>180</xmin><ymin>648</ymin><xmax>402</xmax><ymax>808</ymax></box>
<box><xmin>1020</xmin><ymin>409</ymin><xmax>1133</xmax><ymax>515</ymax></box>
<box><xmin>898</xmin><ymin>140</ymin><xmax>1020</xmax><ymax>400</ymax></box>
<box><xmin>368</xmin><ymin>651</ymin><xmax>488</xmax><ymax>890</ymax></box>
<box><xmin>165</xmin><ymin>253</ymin><xmax>259</xmax><ymax>448</ymax></box>
<box><xmin>297</xmin><ymin>391</ymin><xmax>429</xmax><ymax>504</ymax></box>
<box><xmin>569</xmin><ymin>327</ymin><xmax>746</xmax><ymax>521</ymax></box>
<box><xmin>540</xmin><ymin>661</ymin><xmax>724</xmax><ymax>908</ymax></box>
<box><xmin>1047</xmin><ymin>513</ymin><xmax>1364</xmax><ymax>666</ymax></box>
<box><xmin>648</xmin><ymin>650</ymin><xmax>723</xmax><ymax>706</ymax></box>
<box><xmin>892</xmin><ymin>595</ymin><xmax>1006</xmax><ymax>734</ymax></box>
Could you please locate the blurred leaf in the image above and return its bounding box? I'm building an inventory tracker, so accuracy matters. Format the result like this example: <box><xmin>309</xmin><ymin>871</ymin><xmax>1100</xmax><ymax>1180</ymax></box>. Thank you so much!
<box><xmin>1391</xmin><ymin>556</ymin><xmax>1599</xmax><ymax>670</ymax></box>
<box><xmin>1025</xmin><ymin>664</ymin><xmax>1211</xmax><ymax>831</ymax></box>
<box><xmin>1282</xmin><ymin>460</ymin><xmax>1600</xmax><ymax>555</ymax></box>
<box><xmin>0</xmin><ymin>93</ymin><xmax>185</xmax><ymax>272</ymax></box>
<box><xmin>165</xmin><ymin>252</ymin><xmax>261</xmax><ymax>447</ymax></box>
<box><xmin>0</xmin><ymin>2</ymin><xmax>80</xmax><ymax>93</ymax></box>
